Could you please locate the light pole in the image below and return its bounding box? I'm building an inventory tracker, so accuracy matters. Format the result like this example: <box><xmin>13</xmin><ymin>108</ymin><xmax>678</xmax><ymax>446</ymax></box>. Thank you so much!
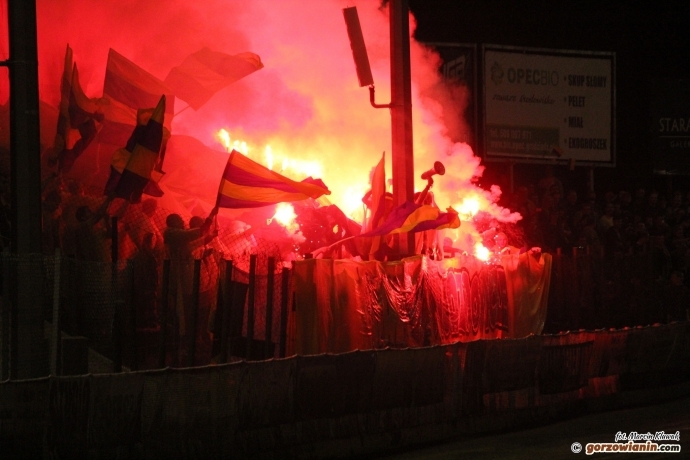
<box><xmin>6</xmin><ymin>0</ymin><xmax>47</xmax><ymax>378</ymax></box>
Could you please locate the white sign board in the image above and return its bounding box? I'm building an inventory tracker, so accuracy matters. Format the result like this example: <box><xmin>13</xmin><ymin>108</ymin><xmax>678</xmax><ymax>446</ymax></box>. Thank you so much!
<box><xmin>483</xmin><ymin>45</ymin><xmax>615</xmax><ymax>165</ymax></box>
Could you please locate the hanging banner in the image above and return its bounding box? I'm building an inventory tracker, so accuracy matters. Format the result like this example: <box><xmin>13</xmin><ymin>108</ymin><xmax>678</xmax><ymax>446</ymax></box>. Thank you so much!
<box><xmin>483</xmin><ymin>45</ymin><xmax>615</xmax><ymax>165</ymax></box>
<box><xmin>291</xmin><ymin>254</ymin><xmax>551</xmax><ymax>355</ymax></box>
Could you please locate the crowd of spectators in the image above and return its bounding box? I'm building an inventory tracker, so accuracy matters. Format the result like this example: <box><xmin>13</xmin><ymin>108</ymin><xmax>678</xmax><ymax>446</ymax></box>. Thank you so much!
<box><xmin>501</xmin><ymin>166</ymin><xmax>690</xmax><ymax>323</ymax></box>
<box><xmin>506</xmin><ymin>172</ymin><xmax>690</xmax><ymax>275</ymax></box>
<box><xmin>1</xmin><ymin>165</ymin><xmax>689</xmax><ymax>328</ymax></box>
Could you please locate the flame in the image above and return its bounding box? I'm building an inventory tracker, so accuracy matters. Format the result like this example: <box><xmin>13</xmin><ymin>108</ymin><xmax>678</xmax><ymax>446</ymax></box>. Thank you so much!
<box><xmin>26</xmin><ymin>0</ymin><xmax>528</xmax><ymax>263</ymax></box>
<box><xmin>279</xmin><ymin>157</ymin><xmax>323</xmax><ymax>178</ymax></box>
<box><xmin>215</xmin><ymin>129</ymin><xmax>249</xmax><ymax>155</ymax></box>
<box><xmin>272</xmin><ymin>203</ymin><xmax>299</xmax><ymax>233</ymax></box>
<box><xmin>474</xmin><ymin>242</ymin><xmax>491</xmax><ymax>262</ymax></box>
<box><xmin>456</xmin><ymin>195</ymin><xmax>481</xmax><ymax>221</ymax></box>
<box><xmin>340</xmin><ymin>184</ymin><xmax>368</xmax><ymax>223</ymax></box>
<box><xmin>216</xmin><ymin>129</ymin><xmax>231</xmax><ymax>152</ymax></box>
<box><xmin>216</xmin><ymin>130</ymin><xmax>325</xmax><ymax>178</ymax></box>
<box><xmin>265</xmin><ymin>145</ymin><xmax>274</xmax><ymax>170</ymax></box>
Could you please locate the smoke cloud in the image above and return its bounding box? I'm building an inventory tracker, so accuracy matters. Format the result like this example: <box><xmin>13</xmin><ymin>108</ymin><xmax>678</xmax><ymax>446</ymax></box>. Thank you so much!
<box><xmin>1</xmin><ymin>0</ymin><xmax>520</xmax><ymax>251</ymax></box>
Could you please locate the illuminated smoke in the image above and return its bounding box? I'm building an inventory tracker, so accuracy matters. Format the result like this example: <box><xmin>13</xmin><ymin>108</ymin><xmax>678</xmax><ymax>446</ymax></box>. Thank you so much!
<box><xmin>474</xmin><ymin>242</ymin><xmax>490</xmax><ymax>262</ymax></box>
<box><xmin>271</xmin><ymin>203</ymin><xmax>298</xmax><ymax>232</ymax></box>
<box><xmin>0</xmin><ymin>0</ymin><xmax>521</xmax><ymax>254</ymax></box>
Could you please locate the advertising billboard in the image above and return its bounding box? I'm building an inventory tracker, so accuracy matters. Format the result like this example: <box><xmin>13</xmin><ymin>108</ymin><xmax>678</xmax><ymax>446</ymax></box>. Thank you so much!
<box><xmin>482</xmin><ymin>45</ymin><xmax>615</xmax><ymax>166</ymax></box>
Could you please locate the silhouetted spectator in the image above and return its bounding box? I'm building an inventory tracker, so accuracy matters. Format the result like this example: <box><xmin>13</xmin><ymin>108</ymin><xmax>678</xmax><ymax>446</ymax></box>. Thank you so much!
<box><xmin>643</xmin><ymin>190</ymin><xmax>663</xmax><ymax>220</ymax></box>
<box><xmin>537</xmin><ymin>166</ymin><xmax>564</xmax><ymax>204</ymax></box>
<box><xmin>577</xmin><ymin>215</ymin><xmax>601</xmax><ymax>255</ymax></box>
<box><xmin>603</xmin><ymin>213</ymin><xmax>625</xmax><ymax>260</ymax></box>
<box><xmin>0</xmin><ymin>199</ymin><xmax>9</xmax><ymax>249</ymax></box>
<box><xmin>627</xmin><ymin>220</ymin><xmax>650</xmax><ymax>254</ymax></box>
<box><xmin>42</xmin><ymin>189</ymin><xmax>62</xmax><ymax>254</ymax></box>
<box><xmin>667</xmin><ymin>225</ymin><xmax>690</xmax><ymax>272</ymax></box>
<box><xmin>617</xmin><ymin>190</ymin><xmax>633</xmax><ymax>226</ymax></box>
<box><xmin>597</xmin><ymin>203</ymin><xmax>616</xmax><ymax>237</ymax></box>
<box><xmin>131</xmin><ymin>232</ymin><xmax>159</xmax><ymax>329</ymax></box>
<box><xmin>164</xmin><ymin>211</ymin><xmax>216</xmax><ymax>363</ymax></box>
<box><xmin>73</xmin><ymin>202</ymin><xmax>111</xmax><ymax>262</ymax></box>
<box><xmin>660</xmin><ymin>270</ymin><xmax>690</xmax><ymax>323</ymax></box>
<box><xmin>510</xmin><ymin>185</ymin><xmax>538</xmax><ymax>243</ymax></box>
<box><xmin>189</xmin><ymin>215</ymin><xmax>220</xmax><ymax>363</ymax></box>
<box><xmin>632</xmin><ymin>186</ymin><xmax>647</xmax><ymax>217</ymax></box>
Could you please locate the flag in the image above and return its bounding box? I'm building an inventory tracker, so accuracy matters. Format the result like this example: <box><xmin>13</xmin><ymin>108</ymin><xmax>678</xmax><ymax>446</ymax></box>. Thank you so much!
<box><xmin>216</xmin><ymin>150</ymin><xmax>330</xmax><ymax>208</ymax></box>
<box><xmin>100</xmin><ymin>49</ymin><xmax>175</xmax><ymax>147</ymax></box>
<box><xmin>104</xmin><ymin>107</ymin><xmax>166</xmax><ymax>199</ymax></box>
<box><xmin>105</xmin><ymin>95</ymin><xmax>165</xmax><ymax>203</ymax></box>
<box><xmin>363</xmin><ymin>153</ymin><xmax>387</xmax><ymax>258</ymax></box>
<box><xmin>57</xmin><ymin>64</ymin><xmax>105</xmax><ymax>173</ymax></box>
<box><xmin>366</xmin><ymin>152</ymin><xmax>386</xmax><ymax>232</ymax></box>
<box><xmin>165</xmin><ymin>47</ymin><xmax>263</xmax><ymax>110</ymax></box>
<box><xmin>359</xmin><ymin>201</ymin><xmax>461</xmax><ymax>237</ymax></box>
<box><xmin>50</xmin><ymin>44</ymin><xmax>73</xmax><ymax>169</ymax></box>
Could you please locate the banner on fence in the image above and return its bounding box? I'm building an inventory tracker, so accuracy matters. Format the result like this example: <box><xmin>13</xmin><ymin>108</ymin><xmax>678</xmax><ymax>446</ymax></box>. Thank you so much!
<box><xmin>291</xmin><ymin>253</ymin><xmax>552</xmax><ymax>354</ymax></box>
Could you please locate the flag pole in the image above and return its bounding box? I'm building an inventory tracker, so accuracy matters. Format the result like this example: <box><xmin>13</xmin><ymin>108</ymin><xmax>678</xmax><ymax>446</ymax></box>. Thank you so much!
<box><xmin>173</xmin><ymin>104</ymin><xmax>191</xmax><ymax>118</ymax></box>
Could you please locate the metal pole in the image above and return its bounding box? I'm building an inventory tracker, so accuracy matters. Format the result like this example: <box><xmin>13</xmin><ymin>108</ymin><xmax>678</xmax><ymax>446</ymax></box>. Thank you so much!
<box><xmin>220</xmin><ymin>260</ymin><xmax>233</xmax><ymax>364</ymax></box>
<box><xmin>279</xmin><ymin>268</ymin><xmax>290</xmax><ymax>358</ymax></box>
<box><xmin>1</xmin><ymin>248</ymin><xmax>10</xmax><ymax>380</ymax></box>
<box><xmin>158</xmin><ymin>259</ymin><xmax>170</xmax><ymax>368</ymax></box>
<box><xmin>8</xmin><ymin>0</ymin><xmax>46</xmax><ymax>378</ymax></box>
<box><xmin>246</xmin><ymin>254</ymin><xmax>257</xmax><ymax>360</ymax></box>
<box><xmin>188</xmin><ymin>259</ymin><xmax>201</xmax><ymax>367</ymax></box>
<box><xmin>111</xmin><ymin>216</ymin><xmax>118</xmax><ymax>265</ymax></box>
<box><xmin>50</xmin><ymin>249</ymin><xmax>62</xmax><ymax>376</ymax></box>
<box><xmin>128</xmin><ymin>260</ymin><xmax>138</xmax><ymax>371</ymax></box>
<box><xmin>390</xmin><ymin>0</ymin><xmax>415</xmax><ymax>256</ymax></box>
<box><xmin>111</xmin><ymin>216</ymin><xmax>121</xmax><ymax>373</ymax></box>
<box><xmin>264</xmin><ymin>257</ymin><xmax>275</xmax><ymax>359</ymax></box>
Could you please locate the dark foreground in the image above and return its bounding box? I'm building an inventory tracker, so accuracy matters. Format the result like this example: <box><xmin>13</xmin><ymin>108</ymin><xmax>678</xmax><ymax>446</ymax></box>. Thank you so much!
<box><xmin>377</xmin><ymin>395</ymin><xmax>690</xmax><ymax>459</ymax></box>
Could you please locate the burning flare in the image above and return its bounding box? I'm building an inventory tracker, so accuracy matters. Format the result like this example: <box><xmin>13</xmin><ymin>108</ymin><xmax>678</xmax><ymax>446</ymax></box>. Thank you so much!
<box><xmin>271</xmin><ymin>203</ymin><xmax>299</xmax><ymax>233</ymax></box>
<box><xmin>456</xmin><ymin>195</ymin><xmax>481</xmax><ymax>221</ymax></box>
<box><xmin>474</xmin><ymin>242</ymin><xmax>490</xmax><ymax>262</ymax></box>
<box><xmin>216</xmin><ymin>128</ymin><xmax>249</xmax><ymax>155</ymax></box>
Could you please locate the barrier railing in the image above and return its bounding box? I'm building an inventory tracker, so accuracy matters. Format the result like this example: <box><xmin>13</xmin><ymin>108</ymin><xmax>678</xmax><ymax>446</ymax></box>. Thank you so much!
<box><xmin>0</xmin><ymin>251</ymin><xmax>293</xmax><ymax>377</ymax></box>
<box><xmin>0</xmin><ymin>247</ymin><xmax>683</xmax><ymax>377</ymax></box>
<box><xmin>1</xmin><ymin>322</ymin><xmax>688</xmax><ymax>458</ymax></box>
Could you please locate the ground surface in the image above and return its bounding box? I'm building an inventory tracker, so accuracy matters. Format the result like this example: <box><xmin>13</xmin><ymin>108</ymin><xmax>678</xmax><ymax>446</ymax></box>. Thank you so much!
<box><xmin>377</xmin><ymin>395</ymin><xmax>690</xmax><ymax>459</ymax></box>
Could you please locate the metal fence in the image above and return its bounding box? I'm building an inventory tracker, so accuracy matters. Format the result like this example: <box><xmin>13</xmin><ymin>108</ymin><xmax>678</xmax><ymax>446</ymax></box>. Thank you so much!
<box><xmin>0</xmin><ymin>249</ymin><xmax>293</xmax><ymax>378</ymax></box>
<box><xmin>2</xmin><ymin>180</ymin><xmax>685</xmax><ymax>377</ymax></box>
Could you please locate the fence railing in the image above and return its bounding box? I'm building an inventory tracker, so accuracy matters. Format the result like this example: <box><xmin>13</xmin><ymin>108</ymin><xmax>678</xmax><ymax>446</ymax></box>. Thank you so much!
<box><xmin>0</xmin><ymin>250</ymin><xmax>293</xmax><ymax>378</ymax></box>
<box><xmin>545</xmin><ymin>248</ymin><xmax>672</xmax><ymax>333</ymax></box>
<box><xmin>2</xmin><ymin>322</ymin><xmax>689</xmax><ymax>459</ymax></box>
<box><xmin>0</xmin><ymin>247</ymin><xmax>682</xmax><ymax>378</ymax></box>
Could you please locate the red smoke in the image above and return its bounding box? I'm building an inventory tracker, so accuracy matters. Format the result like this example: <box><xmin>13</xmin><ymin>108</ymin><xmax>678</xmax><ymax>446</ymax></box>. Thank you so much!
<box><xmin>0</xmin><ymin>0</ymin><xmax>520</xmax><ymax>253</ymax></box>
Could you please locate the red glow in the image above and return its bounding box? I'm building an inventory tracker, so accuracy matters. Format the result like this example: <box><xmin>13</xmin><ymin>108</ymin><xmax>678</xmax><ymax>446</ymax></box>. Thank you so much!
<box><xmin>272</xmin><ymin>203</ymin><xmax>297</xmax><ymax>230</ymax></box>
<box><xmin>474</xmin><ymin>242</ymin><xmax>491</xmax><ymax>262</ymax></box>
<box><xmin>0</xmin><ymin>0</ymin><xmax>522</xmax><ymax>256</ymax></box>
<box><xmin>215</xmin><ymin>128</ymin><xmax>249</xmax><ymax>155</ymax></box>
